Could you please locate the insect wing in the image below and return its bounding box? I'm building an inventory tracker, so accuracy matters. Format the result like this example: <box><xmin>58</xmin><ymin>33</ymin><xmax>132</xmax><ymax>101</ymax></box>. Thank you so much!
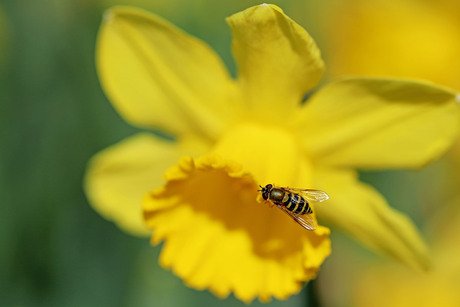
<box><xmin>282</xmin><ymin>187</ymin><xmax>329</xmax><ymax>203</ymax></box>
<box><xmin>276</xmin><ymin>204</ymin><xmax>317</xmax><ymax>231</ymax></box>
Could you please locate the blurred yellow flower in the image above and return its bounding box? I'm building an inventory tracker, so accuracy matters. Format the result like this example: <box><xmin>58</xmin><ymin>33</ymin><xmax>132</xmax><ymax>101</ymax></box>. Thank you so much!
<box><xmin>323</xmin><ymin>0</ymin><xmax>460</xmax><ymax>90</ymax></box>
<box><xmin>352</xmin><ymin>200</ymin><xmax>460</xmax><ymax>307</ymax></box>
<box><xmin>84</xmin><ymin>4</ymin><xmax>460</xmax><ymax>302</ymax></box>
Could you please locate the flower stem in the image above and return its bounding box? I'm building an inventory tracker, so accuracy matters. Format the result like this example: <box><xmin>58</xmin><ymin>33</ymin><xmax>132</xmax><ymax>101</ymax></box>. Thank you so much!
<box><xmin>306</xmin><ymin>280</ymin><xmax>321</xmax><ymax>307</ymax></box>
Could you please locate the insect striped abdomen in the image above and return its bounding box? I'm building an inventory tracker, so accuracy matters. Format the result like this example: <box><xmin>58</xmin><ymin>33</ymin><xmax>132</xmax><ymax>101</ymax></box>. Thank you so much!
<box><xmin>286</xmin><ymin>193</ymin><xmax>312</xmax><ymax>215</ymax></box>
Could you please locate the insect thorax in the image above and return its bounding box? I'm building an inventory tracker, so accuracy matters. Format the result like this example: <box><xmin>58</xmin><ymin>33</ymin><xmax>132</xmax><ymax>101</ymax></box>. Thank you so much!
<box><xmin>269</xmin><ymin>188</ymin><xmax>285</xmax><ymax>202</ymax></box>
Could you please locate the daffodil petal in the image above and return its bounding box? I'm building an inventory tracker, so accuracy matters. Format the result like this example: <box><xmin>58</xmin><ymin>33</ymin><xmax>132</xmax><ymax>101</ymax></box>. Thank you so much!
<box><xmin>314</xmin><ymin>167</ymin><xmax>429</xmax><ymax>270</ymax></box>
<box><xmin>227</xmin><ymin>4</ymin><xmax>325</xmax><ymax>117</ymax></box>
<box><xmin>97</xmin><ymin>6</ymin><xmax>236</xmax><ymax>139</ymax></box>
<box><xmin>144</xmin><ymin>156</ymin><xmax>331</xmax><ymax>302</ymax></box>
<box><xmin>297</xmin><ymin>77</ymin><xmax>460</xmax><ymax>169</ymax></box>
<box><xmin>84</xmin><ymin>133</ymin><xmax>207</xmax><ymax>236</ymax></box>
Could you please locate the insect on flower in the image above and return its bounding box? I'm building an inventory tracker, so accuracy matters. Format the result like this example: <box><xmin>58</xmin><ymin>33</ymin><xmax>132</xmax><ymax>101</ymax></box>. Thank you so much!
<box><xmin>259</xmin><ymin>184</ymin><xmax>329</xmax><ymax>231</ymax></box>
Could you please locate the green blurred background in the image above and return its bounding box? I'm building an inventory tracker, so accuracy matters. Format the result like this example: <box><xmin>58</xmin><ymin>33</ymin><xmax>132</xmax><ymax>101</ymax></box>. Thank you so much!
<box><xmin>1</xmin><ymin>0</ymin><xmax>458</xmax><ymax>306</ymax></box>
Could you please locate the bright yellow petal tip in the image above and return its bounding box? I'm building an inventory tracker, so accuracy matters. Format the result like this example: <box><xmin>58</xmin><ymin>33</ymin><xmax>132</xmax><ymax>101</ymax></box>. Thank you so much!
<box><xmin>143</xmin><ymin>155</ymin><xmax>331</xmax><ymax>302</ymax></box>
<box><xmin>227</xmin><ymin>3</ymin><xmax>325</xmax><ymax>117</ymax></box>
<box><xmin>298</xmin><ymin>77</ymin><xmax>460</xmax><ymax>169</ymax></box>
<box><xmin>97</xmin><ymin>6</ymin><xmax>236</xmax><ymax>139</ymax></box>
<box><xmin>315</xmin><ymin>168</ymin><xmax>430</xmax><ymax>270</ymax></box>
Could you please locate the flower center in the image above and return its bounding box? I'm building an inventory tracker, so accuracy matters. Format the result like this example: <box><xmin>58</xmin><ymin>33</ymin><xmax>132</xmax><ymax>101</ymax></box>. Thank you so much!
<box><xmin>211</xmin><ymin>122</ymin><xmax>313</xmax><ymax>188</ymax></box>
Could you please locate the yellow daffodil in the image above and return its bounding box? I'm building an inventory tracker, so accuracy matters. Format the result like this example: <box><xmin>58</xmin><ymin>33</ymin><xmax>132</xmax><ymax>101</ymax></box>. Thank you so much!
<box><xmin>322</xmin><ymin>0</ymin><xmax>460</xmax><ymax>90</ymax></box>
<box><xmin>352</xmin><ymin>200</ymin><xmax>460</xmax><ymax>307</ymax></box>
<box><xmin>84</xmin><ymin>4</ymin><xmax>460</xmax><ymax>302</ymax></box>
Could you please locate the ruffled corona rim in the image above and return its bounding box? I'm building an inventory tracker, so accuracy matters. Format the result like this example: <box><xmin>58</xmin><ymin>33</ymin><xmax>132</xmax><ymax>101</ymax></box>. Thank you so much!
<box><xmin>143</xmin><ymin>155</ymin><xmax>331</xmax><ymax>302</ymax></box>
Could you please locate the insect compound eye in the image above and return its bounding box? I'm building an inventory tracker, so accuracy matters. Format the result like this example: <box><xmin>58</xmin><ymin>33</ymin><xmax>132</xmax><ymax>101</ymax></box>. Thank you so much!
<box><xmin>261</xmin><ymin>184</ymin><xmax>272</xmax><ymax>200</ymax></box>
<box><xmin>262</xmin><ymin>191</ymin><xmax>269</xmax><ymax>200</ymax></box>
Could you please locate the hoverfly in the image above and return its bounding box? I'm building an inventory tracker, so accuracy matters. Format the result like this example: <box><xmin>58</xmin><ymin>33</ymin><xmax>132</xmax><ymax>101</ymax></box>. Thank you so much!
<box><xmin>258</xmin><ymin>184</ymin><xmax>329</xmax><ymax>231</ymax></box>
